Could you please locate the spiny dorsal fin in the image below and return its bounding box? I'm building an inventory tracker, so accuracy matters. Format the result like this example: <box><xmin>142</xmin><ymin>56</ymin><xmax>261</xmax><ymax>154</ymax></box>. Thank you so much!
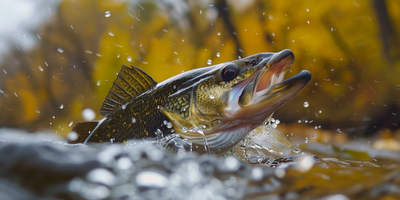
<box><xmin>69</xmin><ymin>121</ymin><xmax>99</xmax><ymax>144</ymax></box>
<box><xmin>100</xmin><ymin>65</ymin><xmax>157</xmax><ymax>116</ymax></box>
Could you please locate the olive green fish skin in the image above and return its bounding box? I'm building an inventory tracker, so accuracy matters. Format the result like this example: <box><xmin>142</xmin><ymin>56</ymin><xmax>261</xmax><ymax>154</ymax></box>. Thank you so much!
<box><xmin>87</xmin><ymin>67</ymin><xmax>214</xmax><ymax>143</ymax></box>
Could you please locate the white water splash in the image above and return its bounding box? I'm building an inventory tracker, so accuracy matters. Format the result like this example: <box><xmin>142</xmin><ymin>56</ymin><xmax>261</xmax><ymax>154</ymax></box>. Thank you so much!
<box><xmin>189</xmin><ymin>125</ymin><xmax>210</xmax><ymax>155</ymax></box>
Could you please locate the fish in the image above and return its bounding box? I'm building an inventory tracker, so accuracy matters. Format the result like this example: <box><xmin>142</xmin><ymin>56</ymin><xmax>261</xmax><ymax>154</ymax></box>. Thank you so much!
<box><xmin>69</xmin><ymin>49</ymin><xmax>311</xmax><ymax>155</ymax></box>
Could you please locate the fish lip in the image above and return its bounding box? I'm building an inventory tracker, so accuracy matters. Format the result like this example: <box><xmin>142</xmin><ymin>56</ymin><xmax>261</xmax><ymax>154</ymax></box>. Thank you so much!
<box><xmin>252</xmin><ymin>69</ymin><xmax>311</xmax><ymax>112</ymax></box>
<box><xmin>254</xmin><ymin>50</ymin><xmax>295</xmax><ymax>94</ymax></box>
<box><xmin>227</xmin><ymin>50</ymin><xmax>310</xmax><ymax>122</ymax></box>
<box><xmin>237</xmin><ymin>50</ymin><xmax>295</xmax><ymax>107</ymax></box>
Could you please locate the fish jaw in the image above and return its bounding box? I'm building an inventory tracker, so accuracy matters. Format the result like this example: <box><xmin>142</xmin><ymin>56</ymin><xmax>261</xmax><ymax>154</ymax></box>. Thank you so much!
<box><xmin>223</xmin><ymin>50</ymin><xmax>311</xmax><ymax>124</ymax></box>
<box><xmin>237</xmin><ymin>70</ymin><xmax>311</xmax><ymax>122</ymax></box>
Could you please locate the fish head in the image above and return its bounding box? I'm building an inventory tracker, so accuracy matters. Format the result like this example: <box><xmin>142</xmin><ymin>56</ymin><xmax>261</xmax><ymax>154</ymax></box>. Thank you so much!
<box><xmin>160</xmin><ymin>49</ymin><xmax>311</xmax><ymax>154</ymax></box>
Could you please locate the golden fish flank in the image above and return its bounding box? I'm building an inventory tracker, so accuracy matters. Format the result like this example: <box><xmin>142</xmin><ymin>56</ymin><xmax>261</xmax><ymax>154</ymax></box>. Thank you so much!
<box><xmin>70</xmin><ymin>49</ymin><xmax>311</xmax><ymax>155</ymax></box>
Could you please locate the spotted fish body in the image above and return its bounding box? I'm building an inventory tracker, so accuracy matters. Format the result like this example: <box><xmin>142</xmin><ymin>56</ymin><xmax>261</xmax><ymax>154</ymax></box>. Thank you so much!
<box><xmin>71</xmin><ymin>50</ymin><xmax>311</xmax><ymax>155</ymax></box>
<box><xmin>72</xmin><ymin>66</ymin><xmax>189</xmax><ymax>142</ymax></box>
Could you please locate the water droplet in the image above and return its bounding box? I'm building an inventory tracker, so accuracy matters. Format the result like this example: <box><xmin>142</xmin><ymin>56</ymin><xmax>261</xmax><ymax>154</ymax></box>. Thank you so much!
<box><xmin>251</xmin><ymin>167</ymin><xmax>263</xmax><ymax>180</ymax></box>
<box><xmin>38</xmin><ymin>66</ymin><xmax>43</xmax><ymax>71</ymax></box>
<box><xmin>57</xmin><ymin>47</ymin><xmax>64</xmax><ymax>53</ymax></box>
<box><xmin>116</xmin><ymin>157</ymin><xmax>132</xmax><ymax>170</ymax></box>
<box><xmin>163</xmin><ymin>120</ymin><xmax>167</xmax><ymax>125</ymax></box>
<box><xmin>108</xmin><ymin>31</ymin><xmax>114</xmax><ymax>37</ymax></box>
<box><xmin>82</xmin><ymin>108</ymin><xmax>96</xmax><ymax>120</ymax></box>
<box><xmin>319</xmin><ymin>110</ymin><xmax>322</xmax><ymax>113</ymax></box>
<box><xmin>294</xmin><ymin>155</ymin><xmax>314</xmax><ymax>173</ymax></box>
<box><xmin>59</xmin><ymin>104</ymin><xmax>64</xmax><ymax>109</ymax></box>
<box><xmin>275</xmin><ymin>168</ymin><xmax>286</xmax><ymax>178</ymax></box>
<box><xmin>35</xmin><ymin>109</ymin><xmax>40</xmax><ymax>114</ymax></box>
<box><xmin>305</xmin><ymin>137</ymin><xmax>308</xmax><ymax>143</ymax></box>
<box><xmin>306</xmin><ymin>8</ymin><xmax>309</xmax><ymax>12</ymax></box>
<box><xmin>167</xmin><ymin>122</ymin><xmax>172</xmax><ymax>129</ymax></box>
<box><xmin>303</xmin><ymin>101</ymin><xmax>309</xmax><ymax>108</ymax></box>
<box><xmin>217</xmin><ymin>32</ymin><xmax>221</xmax><ymax>35</ymax></box>
<box><xmin>52</xmin><ymin>116</ymin><xmax>55</xmax><ymax>119</ymax></box>
<box><xmin>132</xmin><ymin>118</ymin><xmax>136</xmax><ymax>123</ymax></box>
<box><xmin>216</xmin><ymin>52</ymin><xmax>220</xmax><ymax>57</ymax></box>
<box><xmin>182</xmin><ymin>127</ymin><xmax>188</xmax><ymax>133</ymax></box>
<box><xmin>136</xmin><ymin>171</ymin><xmax>168</xmax><ymax>188</ymax></box>
<box><xmin>121</xmin><ymin>103</ymin><xmax>127</xmax><ymax>109</ymax></box>
<box><xmin>275</xmin><ymin>119</ymin><xmax>280</xmax><ymax>124</ymax></box>
<box><xmin>69</xmin><ymin>121</ymin><xmax>74</xmax><ymax>127</ymax></box>
<box><xmin>105</xmin><ymin>11</ymin><xmax>111</xmax><ymax>17</ymax></box>
<box><xmin>225</xmin><ymin>156</ymin><xmax>240</xmax><ymax>171</ymax></box>
<box><xmin>312</xmin><ymin>134</ymin><xmax>316</xmax><ymax>138</ymax></box>
<box><xmin>67</xmin><ymin>131</ymin><xmax>78</xmax><ymax>141</ymax></box>
<box><xmin>268</xmin><ymin>15</ymin><xmax>274</xmax><ymax>20</ymax></box>
<box><xmin>292</xmin><ymin>146</ymin><xmax>301</xmax><ymax>153</ymax></box>
<box><xmin>209</xmin><ymin>94</ymin><xmax>215</xmax><ymax>99</ymax></box>
<box><xmin>307</xmin><ymin>20</ymin><xmax>310</xmax><ymax>24</ymax></box>
<box><xmin>298</xmin><ymin>120</ymin><xmax>301</xmax><ymax>123</ymax></box>
<box><xmin>97</xmin><ymin>80</ymin><xmax>101</xmax><ymax>86</ymax></box>
<box><xmin>127</xmin><ymin>56</ymin><xmax>132</xmax><ymax>62</ymax></box>
<box><xmin>87</xmin><ymin>168</ymin><xmax>116</xmax><ymax>186</ymax></box>
<box><xmin>207</xmin><ymin>59</ymin><xmax>212</xmax><ymax>65</ymax></box>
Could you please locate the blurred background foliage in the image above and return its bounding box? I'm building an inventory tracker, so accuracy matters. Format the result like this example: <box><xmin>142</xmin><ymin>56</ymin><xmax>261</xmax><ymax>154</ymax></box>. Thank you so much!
<box><xmin>0</xmin><ymin>0</ymin><xmax>400</xmax><ymax>138</ymax></box>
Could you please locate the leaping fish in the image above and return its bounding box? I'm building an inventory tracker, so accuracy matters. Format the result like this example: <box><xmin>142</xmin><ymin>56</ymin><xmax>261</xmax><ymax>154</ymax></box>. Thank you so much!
<box><xmin>70</xmin><ymin>49</ymin><xmax>311</xmax><ymax>155</ymax></box>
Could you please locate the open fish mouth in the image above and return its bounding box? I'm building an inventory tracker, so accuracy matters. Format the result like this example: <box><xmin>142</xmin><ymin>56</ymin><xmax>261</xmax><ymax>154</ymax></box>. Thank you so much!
<box><xmin>228</xmin><ymin>50</ymin><xmax>311</xmax><ymax>121</ymax></box>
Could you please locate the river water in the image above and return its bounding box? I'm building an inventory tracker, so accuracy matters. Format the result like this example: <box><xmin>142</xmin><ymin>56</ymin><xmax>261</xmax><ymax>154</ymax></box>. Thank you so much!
<box><xmin>0</xmin><ymin>129</ymin><xmax>399</xmax><ymax>200</ymax></box>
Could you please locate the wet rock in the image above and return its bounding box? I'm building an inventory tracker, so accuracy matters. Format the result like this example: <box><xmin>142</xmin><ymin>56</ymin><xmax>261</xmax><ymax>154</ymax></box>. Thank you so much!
<box><xmin>0</xmin><ymin>141</ymin><xmax>100</xmax><ymax>196</ymax></box>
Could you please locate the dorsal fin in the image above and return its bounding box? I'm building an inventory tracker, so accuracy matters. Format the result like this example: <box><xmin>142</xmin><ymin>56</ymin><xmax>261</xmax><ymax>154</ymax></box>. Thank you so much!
<box><xmin>100</xmin><ymin>65</ymin><xmax>157</xmax><ymax>116</ymax></box>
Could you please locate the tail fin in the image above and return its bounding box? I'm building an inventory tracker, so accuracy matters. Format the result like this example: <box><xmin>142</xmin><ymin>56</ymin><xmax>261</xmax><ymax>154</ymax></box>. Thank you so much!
<box><xmin>68</xmin><ymin>121</ymin><xmax>99</xmax><ymax>144</ymax></box>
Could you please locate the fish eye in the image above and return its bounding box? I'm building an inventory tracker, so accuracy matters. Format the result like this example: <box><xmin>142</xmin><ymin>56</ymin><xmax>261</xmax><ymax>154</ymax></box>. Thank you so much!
<box><xmin>221</xmin><ymin>63</ymin><xmax>240</xmax><ymax>81</ymax></box>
